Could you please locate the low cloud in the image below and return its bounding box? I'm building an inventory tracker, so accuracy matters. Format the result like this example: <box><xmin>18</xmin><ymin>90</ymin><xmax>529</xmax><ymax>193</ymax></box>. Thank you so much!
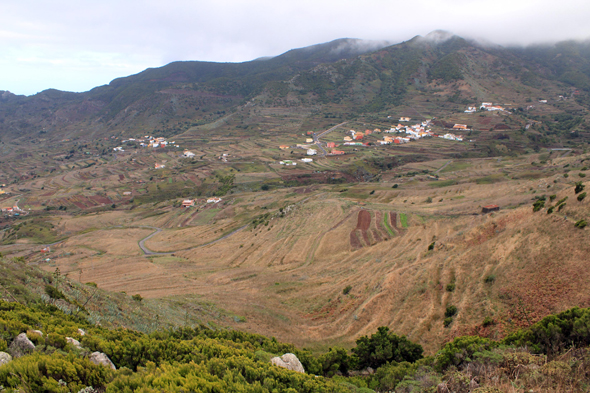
<box><xmin>2</xmin><ymin>0</ymin><xmax>590</xmax><ymax>95</ymax></box>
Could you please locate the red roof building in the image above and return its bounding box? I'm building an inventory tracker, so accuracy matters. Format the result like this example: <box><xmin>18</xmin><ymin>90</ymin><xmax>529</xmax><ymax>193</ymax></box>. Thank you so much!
<box><xmin>482</xmin><ymin>205</ymin><xmax>500</xmax><ymax>213</ymax></box>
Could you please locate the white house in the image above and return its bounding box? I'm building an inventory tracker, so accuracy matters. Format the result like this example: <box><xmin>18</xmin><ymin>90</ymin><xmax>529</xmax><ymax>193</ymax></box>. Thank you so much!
<box><xmin>301</xmin><ymin>158</ymin><xmax>313</xmax><ymax>163</ymax></box>
<box><xmin>307</xmin><ymin>149</ymin><xmax>317</xmax><ymax>156</ymax></box>
<box><xmin>207</xmin><ymin>197</ymin><xmax>222</xmax><ymax>204</ymax></box>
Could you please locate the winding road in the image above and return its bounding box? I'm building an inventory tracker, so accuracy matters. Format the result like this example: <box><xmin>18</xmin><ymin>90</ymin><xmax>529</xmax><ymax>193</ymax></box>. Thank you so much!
<box><xmin>138</xmin><ymin>224</ymin><xmax>249</xmax><ymax>256</ymax></box>
<box><xmin>137</xmin><ymin>193</ymin><xmax>322</xmax><ymax>256</ymax></box>
<box><xmin>313</xmin><ymin>121</ymin><xmax>348</xmax><ymax>156</ymax></box>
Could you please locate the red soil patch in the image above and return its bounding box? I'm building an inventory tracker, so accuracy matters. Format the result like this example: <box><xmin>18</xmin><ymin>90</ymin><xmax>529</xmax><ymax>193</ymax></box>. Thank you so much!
<box><xmin>89</xmin><ymin>196</ymin><xmax>112</xmax><ymax>205</ymax></box>
<box><xmin>361</xmin><ymin>230</ymin><xmax>370</xmax><ymax>246</ymax></box>
<box><xmin>350</xmin><ymin>231</ymin><xmax>362</xmax><ymax>249</ymax></box>
<box><xmin>371</xmin><ymin>229</ymin><xmax>382</xmax><ymax>243</ymax></box>
<box><xmin>356</xmin><ymin>210</ymin><xmax>371</xmax><ymax>230</ymax></box>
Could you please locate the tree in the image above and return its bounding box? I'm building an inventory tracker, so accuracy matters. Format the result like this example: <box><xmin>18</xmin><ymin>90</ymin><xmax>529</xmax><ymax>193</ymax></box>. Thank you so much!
<box><xmin>575</xmin><ymin>182</ymin><xmax>585</xmax><ymax>194</ymax></box>
<box><xmin>352</xmin><ymin>326</ymin><xmax>423</xmax><ymax>370</ymax></box>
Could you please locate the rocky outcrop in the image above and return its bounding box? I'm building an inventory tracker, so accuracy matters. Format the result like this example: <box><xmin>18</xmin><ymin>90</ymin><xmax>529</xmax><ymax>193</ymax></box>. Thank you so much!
<box><xmin>78</xmin><ymin>328</ymin><xmax>86</xmax><ymax>336</ymax></box>
<box><xmin>0</xmin><ymin>352</ymin><xmax>12</xmax><ymax>366</ymax></box>
<box><xmin>270</xmin><ymin>353</ymin><xmax>305</xmax><ymax>373</ymax></box>
<box><xmin>89</xmin><ymin>352</ymin><xmax>116</xmax><ymax>370</ymax></box>
<box><xmin>66</xmin><ymin>337</ymin><xmax>82</xmax><ymax>349</ymax></box>
<box><xmin>8</xmin><ymin>333</ymin><xmax>35</xmax><ymax>358</ymax></box>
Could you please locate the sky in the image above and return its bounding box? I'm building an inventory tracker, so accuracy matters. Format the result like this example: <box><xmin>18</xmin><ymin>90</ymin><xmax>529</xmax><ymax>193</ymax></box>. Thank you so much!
<box><xmin>2</xmin><ymin>0</ymin><xmax>590</xmax><ymax>96</ymax></box>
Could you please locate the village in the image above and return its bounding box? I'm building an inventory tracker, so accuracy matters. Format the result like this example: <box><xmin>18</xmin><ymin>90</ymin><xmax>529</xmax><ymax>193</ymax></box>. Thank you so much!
<box><xmin>113</xmin><ymin>135</ymin><xmax>181</xmax><ymax>153</ymax></box>
<box><xmin>275</xmin><ymin>104</ymin><xmax>503</xmax><ymax>163</ymax></box>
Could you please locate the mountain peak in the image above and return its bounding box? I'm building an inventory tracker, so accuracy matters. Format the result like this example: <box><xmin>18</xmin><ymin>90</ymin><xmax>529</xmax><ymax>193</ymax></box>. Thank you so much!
<box><xmin>424</xmin><ymin>30</ymin><xmax>456</xmax><ymax>43</ymax></box>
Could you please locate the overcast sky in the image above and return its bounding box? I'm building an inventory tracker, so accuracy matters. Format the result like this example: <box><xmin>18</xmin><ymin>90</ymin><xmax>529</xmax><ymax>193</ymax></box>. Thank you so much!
<box><xmin>2</xmin><ymin>0</ymin><xmax>590</xmax><ymax>96</ymax></box>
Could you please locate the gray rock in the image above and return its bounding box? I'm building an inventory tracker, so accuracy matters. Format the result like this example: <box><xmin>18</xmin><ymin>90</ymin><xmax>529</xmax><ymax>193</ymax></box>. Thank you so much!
<box><xmin>270</xmin><ymin>353</ymin><xmax>305</xmax><ymax>373</ymax></box>
<box><xmin>8</xmin><ymin>333</ymin><xmax>35</xmax><ymax>358</ymax></box>
<box><xmin>0</xmin><ymin>351</ymin><xmax>12</xmax><ymax>366</ymax></box>
<box><xmin>66</xmin><ymin>337</ymin><xmax>82</xmax><ymax>349</ymax></box>
<box><xmin>77</xmin><ymin>328</ymin><xmax>86</xmax><ymax>336</ymax></box>
<box><xmin>29</xmin><ymin>330</ymin><xmax>43</xmax><ymax>336</ymax></box>
<box><xmin>89</xmin><ymin>351</ymin><xmax>116</xmax><ymax>370</ymax></box>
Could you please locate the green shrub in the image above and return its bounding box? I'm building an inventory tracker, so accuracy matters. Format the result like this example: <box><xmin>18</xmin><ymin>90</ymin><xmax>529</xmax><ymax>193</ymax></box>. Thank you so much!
<box><xmin>575</xmin><ymin>219</ymin><xmax>587</xmax><ymax>229</ymax></box>
<box><xmin>369</xmin><ymin>190</ymin><xmax>375</xmax><ymax>195</ymax></box>
<box><xmin>46</xmin><ymin>332</ymin><xmax>67</xmax><ymax>349</ymax></box>
<box><xmin>443</xmin><ymin>317</ymin><xmax>453</xmax><ymax>327</ymax></box>
<box><xmin>0</xmin><ymin>353</ymin><xmax>113</xmax><ymax>392</ymax></box>
<box><xmin>445</xmin><ymin>283</ymin><xmax>455</xmax><ymax>292</ymax></box>
<box><xmin>343</xmin><ymin>285</ymin><xmax>352</xmax><ymax>295</ymax></box>
<box><xmin>547</xmin><ymin>206</ymin><xmax>555</xmax><ymax>214</ymax></box>
<box><xmin>549</xmin><ymin>194</ymin><xmax>557</xmax><ymax>201</ymax></box>
<box><xmin>132</xmin><ymin>294</ymin><xmax>143</xmax><ymax>302</ymax></box>
<box><xmin>575</xmin><ymin>181</ymin><xmax>585</xmax><ymax>194</ymax></box>
<box><xmin>503</xmin><ymin>306</ymin><xmax>590</xmax><ymax>356</ymax></box>
<box><xmin>579</xmin><ymin>173</ymin><xmax>586</xmax><ymax>177</ymax></box>
<box><xmin>445</xmin><ymin>305</ymin><xmax>458</xmax><ymax>318</ymax></box>
<box><xmin>373</xmin><ymin>361</ymin><xmax>417</xmax><ymax>391</ymax></box>
<box><xmin>44</xmin><ymin>285</ymin><xmax>65</xmax><ymax>300</ymax></box>
<box><xmin>558</xmin><ymin>202</ymin><xmax>567</xmax><ymax>211</ymax></box>
<box><xmin>434</xmin><ymin>336</ymin><xmax>497</xmax><ymax>371</ymax></box>
<box><xmin>392</xmin><ymin>184</ymin><xmax>399</xmax><ymax>188</ymax></box>
<box><xmin>533</xmin><ymin>199</ymin><xmax>545</xmax><ymax>212</ymax></box>
<box><xmin>318</xmin><ymin>347</ymin><xmax>350</xmax><ymax>377</ymax></box>
<box><xmin>482</xmin><ymin>317</ymin><xmax>494</xmax><ymax>327</ymax></box>
<box><xmin>484</xmin><ymin>274</ymin><xmax>496</xmax><ymax>283</ymax></box>
<box><xmin>577</xmin><ymin>192</ymin><xmax>586</xmax><ymax>202</ymax></box>
<box><xmin>352</xmin><ymin>326</ymin><xmax>423</xmax><ymax>369</ymax></box>
<box><xmin>428</xmin><ymin>242</ymin><xmax>435</xmax><ymax>251</ymax></box>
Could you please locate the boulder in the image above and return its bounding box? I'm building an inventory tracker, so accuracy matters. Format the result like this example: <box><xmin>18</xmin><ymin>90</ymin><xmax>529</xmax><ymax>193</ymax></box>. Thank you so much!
<box><xmin>8</xmin><ymin>333</ymin><xmax>35</xmax><ymax>358</ymax></box>
<box><xmin>78</xmin><ymin>328</ymin><xmax>86</xmax><ymax>336</ymax></box>
<box><xmin>29</xmin><ymin>330</ymin><xmax>43</xmax><ymax>336</ymax></box>
<box><xmin>0</xmin><ymin>351</ymin><xmax>12</xmax><ymax>366</ymax></box>
<box><xmin>270</xmin><ymin>353</ymin><xmax>305</xmax><ymax>373</ymax></box>
<box><xmin>89</xmin><ymin>351</ymin><xmax>116</xmax><ymax>370</ymax></box>
<box><xmin>66</xmin><ymin>337</ymin><xmax>82</xmax><ymax>349</ymax></box>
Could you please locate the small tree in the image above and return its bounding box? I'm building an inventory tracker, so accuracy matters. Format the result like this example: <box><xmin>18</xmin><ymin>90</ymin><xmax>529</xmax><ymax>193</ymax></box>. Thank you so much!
<box><xmin>575</xmin><ymin>182</ymin><xmax>585</xmax><ymax>194</ymax></box>
<box><xmin>445</xmin><ymin>305</ymin><xmax>458</xmax><ymax>318</ymax></box>
<box><xmin>577</xmin><ymin>192</ymin><xmax>586</xmax><ymax>202</ymax></box>
<box><xmin>352</xmin><ymin>326</ymin><xmax>423</xmax><ymax>369</ymax></box>
<box><xmin>533</xmin><ymin>199</ymin><xmax>545</xmax><ymax>212</ymax></box>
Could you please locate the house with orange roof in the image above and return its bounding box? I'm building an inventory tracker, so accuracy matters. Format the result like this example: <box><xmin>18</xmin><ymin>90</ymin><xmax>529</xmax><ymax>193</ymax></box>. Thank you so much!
<box><xmin>326</xmin><ymin>142</ymin><xmax>336</xmax><ymax>148</ymax></box>
<box><xmin>182</xmin><ymin>199</ymin><xmax>195</xmax><ymax>208</ymax></box>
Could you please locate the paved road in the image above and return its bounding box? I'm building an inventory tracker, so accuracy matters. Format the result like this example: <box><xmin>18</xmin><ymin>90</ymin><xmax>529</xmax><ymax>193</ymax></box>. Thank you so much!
<box><xmin>138</xmin><ymin>226</ymin><xmax>167</xmax><ymax>255</ymax></box>
<box><xmin>435</xmin><ymin>160</ymin><xmax>452</xmax><ymax>174</ymax></box>
<box><xmin>138</xmin><ymin>224</ymin><xmax>248</xmax><ymax>256</ymax></box>
<box><xmin>313</xmin><ymin>121</ymin><xmax>348</xmax><ymax>156</ymax></box>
